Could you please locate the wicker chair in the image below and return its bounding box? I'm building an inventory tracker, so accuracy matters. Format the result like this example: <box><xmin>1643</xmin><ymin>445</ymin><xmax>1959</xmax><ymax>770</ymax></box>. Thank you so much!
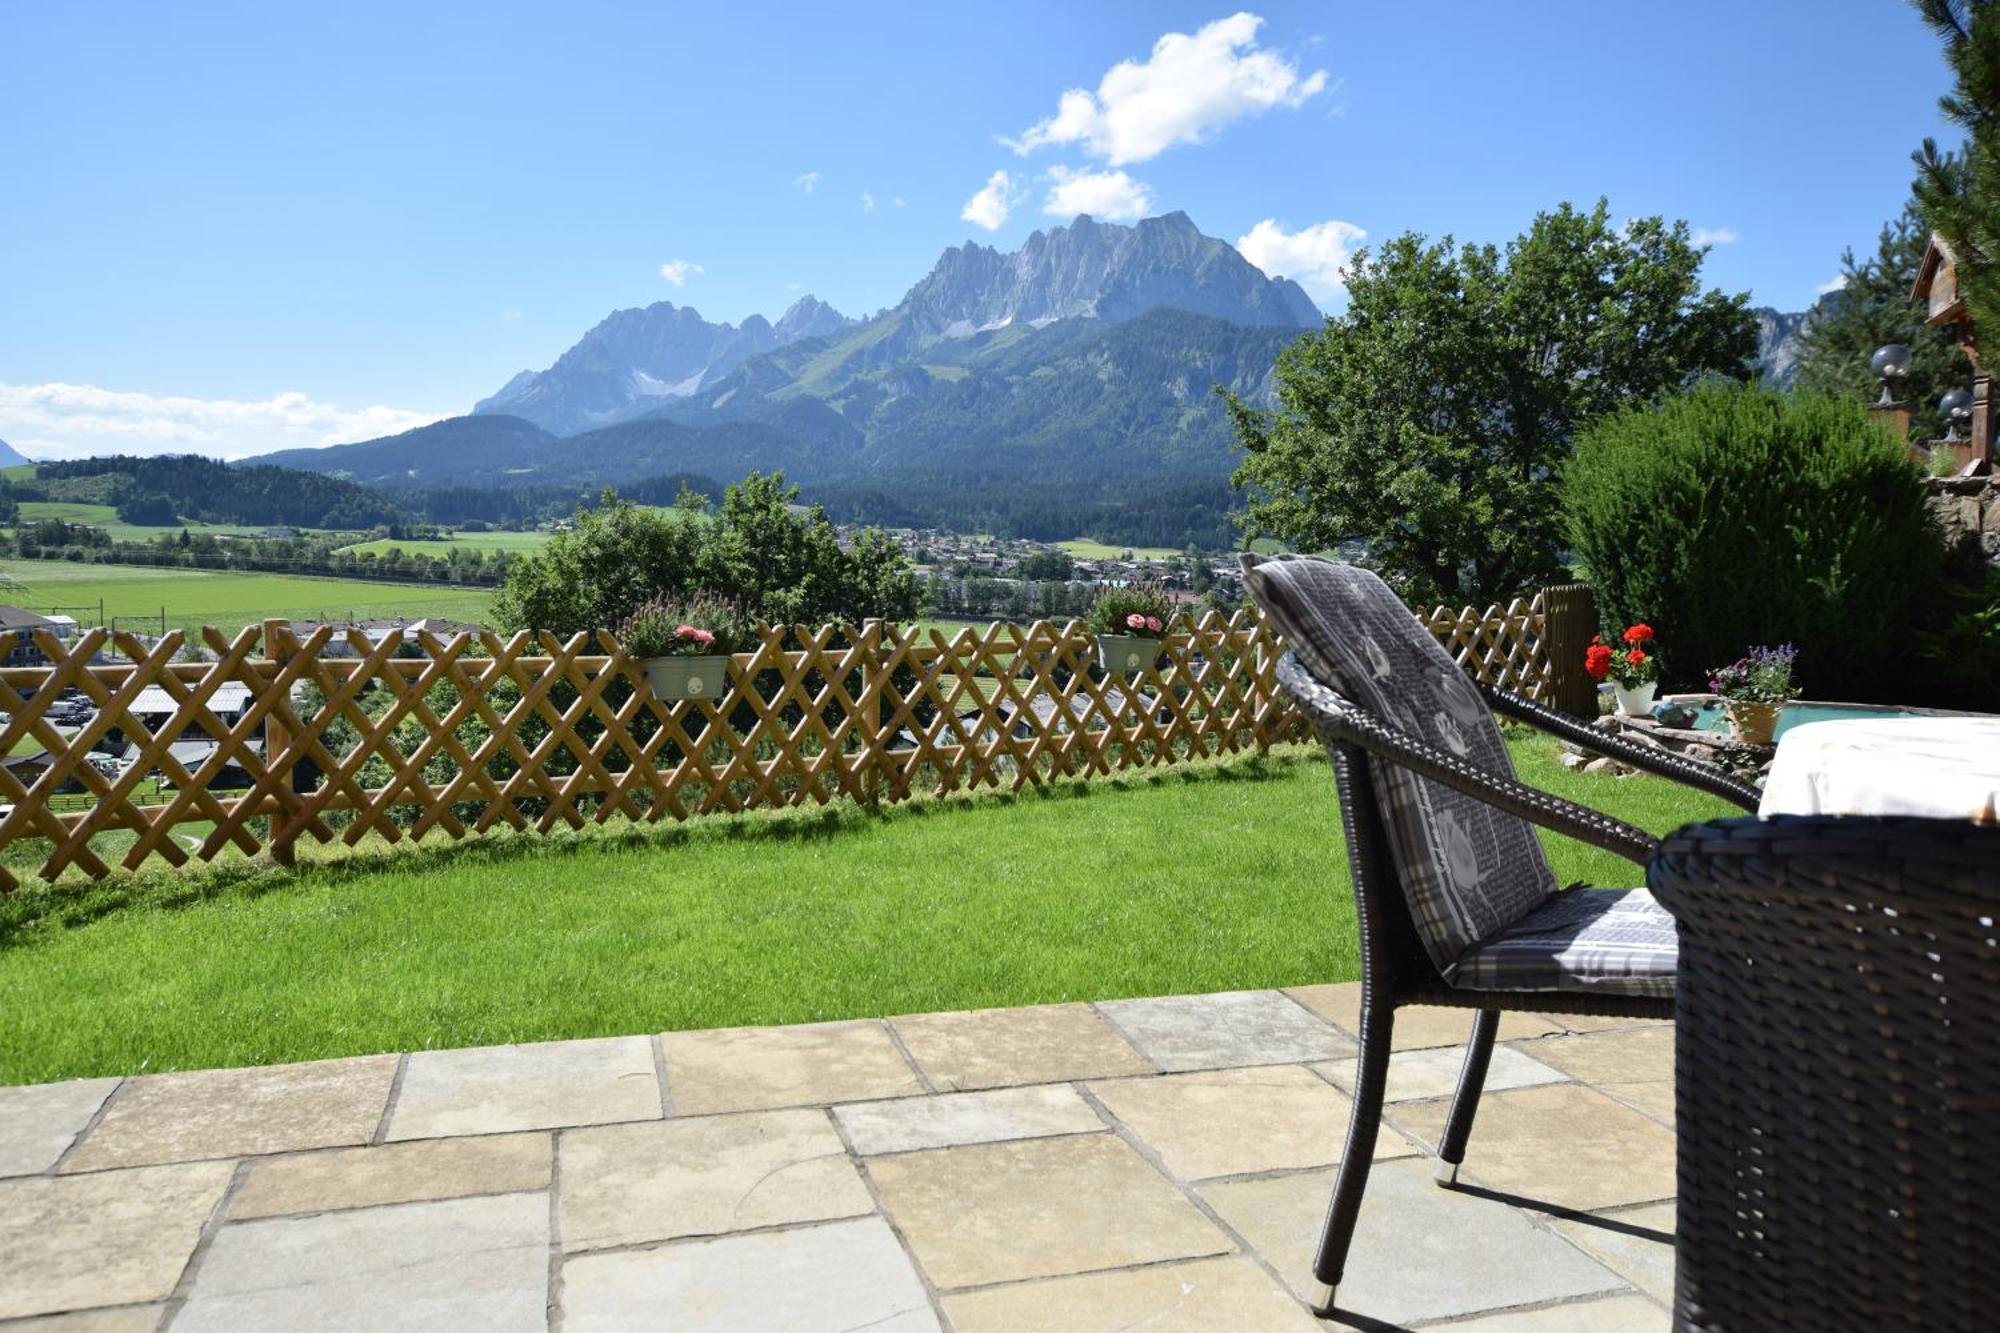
<box><xmin>1240</xmin><ymin>554</ymin><xmax>1761</xmax><ymax>1315</ymax></box>
<box><xmin>1648</xmin><ymin>815</ymin><xmax>2000</xmax><ymax>1332</ymax></box>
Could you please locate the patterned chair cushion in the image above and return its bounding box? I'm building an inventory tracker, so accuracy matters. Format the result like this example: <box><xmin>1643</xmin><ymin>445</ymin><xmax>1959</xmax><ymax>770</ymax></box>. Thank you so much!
<box><xmin>1451</xmin><ymin>887</ymin><xmax>1677</xmax><ymax>997</ymax></box>
<box><xmin>1240</xmin><ymin>554</ymin><xmax>1558</xmax><ymax>979</ymax></box>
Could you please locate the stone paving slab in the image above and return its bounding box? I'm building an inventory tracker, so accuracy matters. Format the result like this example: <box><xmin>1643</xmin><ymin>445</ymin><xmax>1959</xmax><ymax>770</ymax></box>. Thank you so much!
<box><xmin>0</xmin><ymin>1308</ymin><xmax>166</xmax><ymax>1332</ymax></box>
<box><xmin>662</xmin><ymin>1018</ymin><xmax>924</xmax><ymax>1115</ymax></box>
<box><xmin>62</xmin><ymin>1056</ymin><xmax>397</xmax><ymax>1173</ymax></box>
<box><xmin>560</xmin><ymin>1217</ymin><xmax>939</xmax><ymax>1333</ymax></box>
<box><xmin>1097</xmin><ymin>989</ymin><xmax>1356</xmax><ymax>1071</ymax></box>
<box><xmin>942</xmin><ymin>1254</ymin><xmax>1324</xmax><ymax>1332</ymax></box>
<box><xmin>889</xmin><ymin>1002</ymin><xmax>1153</xmax><ymax>1089</ymax></box>
<box><xmin>174</xmin><ymin>1192</ymin><xmax>549</xmax><ymax>1332</ymax></box>
<box><xmin>1090</xmin><ymin>1064</ymin><xmax>1415</xmax><ymax>1181</ymax></box>
<box><xmin>0</xmin><ymin>989</ymin><xmax>1682</xmax><ymax>1331</ymax></box>
<box><xmin>0</xmin><ymin>1078</ymin><xmax>121</xmax><ymax>1178</ymax></box>
<box><xmin>1285</xmin><ymin>983</ymin><xmax>1565</xmax><ymax>1049</ymax></box>
<box><xmin>229</xmin><ymin>1131</ymin><xmax>551</xmax><ymax>1220</ymax></box>
<box><xmin>0</xmin><ymin>1160</ymin><xmax>234</xmax><ymax>1320</ymax></box>
<box><xmin>1517</xmin><ymin>1026</ymin><xmax>1678</xmax><ymax>1127</ymax></box>
<box><xmin>386</xmin><ymin>1036</ymin><xmax>658</xmax><ymax>1140</ymax></box>
<box><xmin>1445</xmin><ymin>1294</ymin><xmax>1669</xmax><ymax>1331</ymax></box>
<box><xmin>558</xmin><ymin>1108</ymin><xmax>871</xmax><ymax>1252</ymax></box>
<box><xmin>867</xmin><ymin>1132</ymin><xmax>1231</xmax><ymax>1289</ymax></box>
<box><xmin>1390</xmin><ymin>1082</ymin><xmax>1678</xmax><ymax>1213</ymax></box>
<box><xmin>1552</xmin><ymin>1201</ymin><xmax>1676</xmax><ymax>1306</ymax></box>
<box><xmin>1315</xmin><ymin>1043</ymin><xmax>1567</xmax><ymax>1104</ymax></box>
<box><xmin>1199</xmin><ymin>1158</ymin><xmax>1628</xmax><ymax>1324</ymax></box>
<box><xmin>834</xmin><ymin>1083</ymin><xmax>1103</xmax><ymax>1156</ymax></box>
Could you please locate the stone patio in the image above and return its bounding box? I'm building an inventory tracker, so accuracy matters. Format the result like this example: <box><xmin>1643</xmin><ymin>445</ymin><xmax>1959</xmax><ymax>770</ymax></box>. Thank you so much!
<box><xmin>0</xmin><ymin>985</ymin><xmax>1678</xmax><ymax>1331</ymax></box>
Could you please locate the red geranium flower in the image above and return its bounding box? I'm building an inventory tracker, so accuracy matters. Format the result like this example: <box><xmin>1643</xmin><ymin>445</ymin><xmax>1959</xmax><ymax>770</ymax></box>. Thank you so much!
<box><xmin>1622</xmin><ymin>623</ymin><xmax>1654</xmax><ymax>646</ymax></box>
<box><xmin>1626</xmin><ymin>648</ymin><xmax>1647</xmax><ymax>666</ymax></box>
<box><xmin>1584</xmin><ymin>644</ymin><xmax>1614</xmax><ymax>680</ymax></box>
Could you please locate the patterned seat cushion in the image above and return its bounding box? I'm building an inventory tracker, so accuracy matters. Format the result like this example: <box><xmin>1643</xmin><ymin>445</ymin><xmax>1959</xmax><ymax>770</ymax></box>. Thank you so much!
<box><xmin>1240</xmin><ymin>553</ymin><xmax>1558</xmax><ymax>981</ymax></box>
<box><xmin>1452</xmin><ymin>887</ymin><xmax>1677</xmax><ymax>998</ymax></box>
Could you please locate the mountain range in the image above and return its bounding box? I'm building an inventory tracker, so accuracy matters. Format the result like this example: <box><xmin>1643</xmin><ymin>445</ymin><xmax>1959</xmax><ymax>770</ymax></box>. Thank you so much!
<box><xmin>257</xmin><ymin>212</ymin><xmax>1323</xmax><ymax>545</ymax></box>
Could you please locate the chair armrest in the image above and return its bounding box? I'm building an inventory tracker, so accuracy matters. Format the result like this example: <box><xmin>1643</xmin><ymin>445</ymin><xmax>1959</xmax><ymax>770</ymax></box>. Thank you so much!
<box><xmin>1276</xmin><ymin>654</ymin><xmax>1659</xmax><ymax>867</ymax></box>
<box><xmin>1477</xmin><ymin>683</ymin><xmax>1763</xmax><ymax>813</ymax></box>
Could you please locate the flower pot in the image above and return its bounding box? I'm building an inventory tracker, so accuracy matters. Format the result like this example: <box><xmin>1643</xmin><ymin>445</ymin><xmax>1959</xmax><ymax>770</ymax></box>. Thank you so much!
<box><xmin>1097</xmin><ymin>634</ymin><xmax>1157</xmax><ymax>674</ymax></box>
<box><xmin>1612</xmin><ymin>681</ymin><xmax>1658</xmax><ymax>717</ymax></box>
<box><xmin>642</xmin><ymin>654</ymin><xmax>732</xmax><ymax>702</ymax></box>
<box><xmin>1726</xmin><ymin>699</ymin><xmax>1783</xmax><ymax>746</ymax></box>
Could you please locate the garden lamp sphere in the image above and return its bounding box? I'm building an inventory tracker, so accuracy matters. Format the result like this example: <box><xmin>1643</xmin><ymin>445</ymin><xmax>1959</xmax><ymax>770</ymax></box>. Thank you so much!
<box><xmin>1870</xmin><ymin>343</ymin><xmax>1912</xmax><ymax>383</ymax></box>
<box><xmin>1941</xmin><ymin>386</ymin><xmax>1973</xmax><ymax>421</ymax></box>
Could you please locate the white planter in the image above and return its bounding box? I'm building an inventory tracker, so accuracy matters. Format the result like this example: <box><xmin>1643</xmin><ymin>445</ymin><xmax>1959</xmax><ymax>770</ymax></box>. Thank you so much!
<box><xmin>642</xmin><ymin>654</ymin><xmax>732</xmax><ymax>701</ymax></box>
<box><xmin>1612</xmin><ymin>681</ymin><xmax>1659</xmax><ymax>717</ymax></box>
<box><xmin>1097</xmin><ymin>634</ymin><xmax>1158</xmax><ymax>674</ymax></box>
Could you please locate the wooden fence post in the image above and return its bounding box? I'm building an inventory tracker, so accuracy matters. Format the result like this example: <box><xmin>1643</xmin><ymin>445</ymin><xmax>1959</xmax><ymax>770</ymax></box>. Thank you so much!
<box><xmin>261</xmin><ymin>618</ymin><xmax>299</xmax><ymax>865</ymax></box>
<box><xmin>1539</xmin><ymin>585</ymin><xmax>1599</xmax><ymax>719</ymax></box>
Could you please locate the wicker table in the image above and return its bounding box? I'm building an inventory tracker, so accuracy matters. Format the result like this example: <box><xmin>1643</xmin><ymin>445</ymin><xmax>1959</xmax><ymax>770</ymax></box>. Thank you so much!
<box><xmin>1757</xmin><ymin>716</ymin><xmax>2000</xmax><ymax>822</ymax></box>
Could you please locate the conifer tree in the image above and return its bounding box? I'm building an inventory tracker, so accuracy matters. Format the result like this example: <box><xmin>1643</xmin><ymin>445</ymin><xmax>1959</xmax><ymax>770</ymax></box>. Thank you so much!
<box><xmin>1912</xmin><ymin>0</ymin><xmax>2000</xmax><ymax>352</ymax></box>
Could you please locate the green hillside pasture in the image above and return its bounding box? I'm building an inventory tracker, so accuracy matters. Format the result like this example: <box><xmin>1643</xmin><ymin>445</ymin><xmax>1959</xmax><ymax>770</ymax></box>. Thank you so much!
<box><xmin>11</xmin><ymin>501</ymin><xmax>268</xmax><ymax>542</ymax></box>
<box><xmin>0</xmin><ymin>560</ymin><xmax>495</xmax><ymax>638</ymax></box>
<box><xmin>336</xmin><ymin>530</ymin><xmax>552</xmax><ymax>558</ymax></box>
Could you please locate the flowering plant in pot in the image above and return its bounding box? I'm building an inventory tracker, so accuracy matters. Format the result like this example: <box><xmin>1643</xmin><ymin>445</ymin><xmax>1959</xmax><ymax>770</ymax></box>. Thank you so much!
<box><xmin>1089</xmin><ymin>583</ymin><xmax>1172</xmax><ymax>674</ymax></box>
<box><xmin>1584</xmin><ymin>623</ymin><xmax>1661</xmax><ymax>716</ymax></box>
<box><xmin>619</xmin><ymin>593</ymin><xmax>749</xmax><ymax>702</ymax></box>
<box><xmin>1707</xmin><ymin>643</ymin><xmax>1798</xmax><ymax>745</ymax></box>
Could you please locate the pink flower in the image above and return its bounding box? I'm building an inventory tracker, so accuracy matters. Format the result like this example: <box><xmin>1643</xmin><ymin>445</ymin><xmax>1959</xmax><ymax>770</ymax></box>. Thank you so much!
<box><xmin>1125</xmin><ymin>613</ymin><xmax>1146</xmax><ymax>630</ymax></box>
<box><xmin>676</xmin><ymin>624</ymin><xmax>715</xmax><ymax>647</ymax></box>
<box><xmin>1144</xmin><ymin>616</ymin><xmax>1163</xmax><ymax>633</ymax></box>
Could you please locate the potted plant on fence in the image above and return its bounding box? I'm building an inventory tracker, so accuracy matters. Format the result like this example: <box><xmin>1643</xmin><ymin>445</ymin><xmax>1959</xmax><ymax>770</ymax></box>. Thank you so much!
<box><xmin>619</xmin><ymin>593</ymin><xmax>748</xmax><ymax>702</ymax></box>
<box><xmin>1585</xmin><ymin>623</ymin><xmax>1662</xmax><ymax>717</ymax></box>
<box><xmin>1708</xmin><ymin>643</ymin><xmax>1799</xmax><ymax>746</ymax></box>
<box><xmin>1090</xmin><ymin>583</ymin><xmax>1172</xmax><ymax>674</ymax></box>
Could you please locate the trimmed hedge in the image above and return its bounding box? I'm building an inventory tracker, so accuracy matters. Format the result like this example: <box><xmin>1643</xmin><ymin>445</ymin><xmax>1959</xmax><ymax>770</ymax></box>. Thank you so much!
<box><xmin>1560</xmin><ymin>384</ymin><xmax>1948</xmax><ymax>702</ymax></box>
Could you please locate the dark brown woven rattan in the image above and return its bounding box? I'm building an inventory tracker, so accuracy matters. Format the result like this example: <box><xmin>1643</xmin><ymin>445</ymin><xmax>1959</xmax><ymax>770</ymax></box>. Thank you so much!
<box><xmin>1273</xmin><ymin>653</ymin><xmax>1761</xmax><ymax>1316</ymax></box>
<box><xmin>1648</xmin><ymin>815</ymin><xmax>2000</xmax><ymax>1333</ymax></box>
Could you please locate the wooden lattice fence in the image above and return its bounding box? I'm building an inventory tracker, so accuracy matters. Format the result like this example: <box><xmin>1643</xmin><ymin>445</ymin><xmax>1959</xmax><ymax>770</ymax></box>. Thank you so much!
<box><xmin>0</xmin><ymin>592</ymin><xmax>1574</xmax><ymax>889</ymax></box>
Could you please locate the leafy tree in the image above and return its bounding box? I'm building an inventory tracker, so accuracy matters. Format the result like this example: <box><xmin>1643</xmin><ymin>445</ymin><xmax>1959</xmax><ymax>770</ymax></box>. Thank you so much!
<box><xmin>1794</xmin><ymin>189</ymin><xmax>1966</xmax><ymax>434</ymax></box>
<box><xmin>1226</xmin><ymin>200</ymin><xmax>1758</xmax><ymax>606</ymax></box>
<box><xmin>492</xmin><ymin>472</ymin><xmax>918</xmax><ymax>635</ymax></box>
<box><xmin>1912</xmin><ymin>0</ymin><xmax>2000</xmax><ymax>344</ymax></box>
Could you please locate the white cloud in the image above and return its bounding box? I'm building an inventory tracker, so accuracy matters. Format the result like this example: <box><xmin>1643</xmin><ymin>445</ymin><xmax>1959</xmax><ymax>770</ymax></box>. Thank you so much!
<box><xmin>501</xmin><ymin>308</ymin><xmax>524</xmax><ymax>320</ymax></box>
<box><xmin>1691</xmin><ymin>226</ymin><xmax>1739</xmax><ymax>247</ymax></box>
<box><xmin>1817</xmin><ymin>273</ymin><xmax>1850</xmax><ymax>296</ymax></box>
<box><xmin>658</xmin><ymin>259</ymin><xmax>704</xmax><ymax>286</ymax></box>
<box><xmin>0</xmin><ymin>382</ymin><xmax>443</xmax><ymax>462</ymax></box>
<box><xmin>793</xmin><ymin>170</ymin><xmax>821</xmax><ymax>193</ymax></box>
<box><xmin>893</xmin><ymin>196</ymin><xmax>906</xmax><ymax>208</ymax></box>
<box><xmin>860</xmin><ymin>191</ymin><xmax>876</xmax><ymax>211</ymax></box>
<box><xmin>1042</xmin><ymin>166</ymin><xmax>1153</xmax><ymax>221</ymax></box>
<box><xmin>1236</xmin><ymin>216</ymin><xmax>1366</xmax><ymax>302</ymax></box>
<box><xmin>1005</xmin><ymin>12</ymin><xmax>1327</xmax><ymax>166</ymax></box>
<box><xmin>961</xmin><ymin>170</ymin><xmax>1020</xmax><ymax>231</ymax></box>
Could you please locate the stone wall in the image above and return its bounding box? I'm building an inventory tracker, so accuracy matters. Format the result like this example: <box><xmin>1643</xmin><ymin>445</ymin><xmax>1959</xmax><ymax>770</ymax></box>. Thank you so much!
<box><xmin>1928</xmin><ymin>475</ymin><xmax>2000</xmax><ymax>579</ymax></box>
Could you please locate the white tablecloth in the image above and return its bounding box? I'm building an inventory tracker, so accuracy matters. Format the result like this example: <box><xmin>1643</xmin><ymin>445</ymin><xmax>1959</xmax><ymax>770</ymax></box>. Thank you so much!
<box><xmin>1758</xmin><ymin>717</ymin><xmax>2000</xmax><ymax>822</ymax></box>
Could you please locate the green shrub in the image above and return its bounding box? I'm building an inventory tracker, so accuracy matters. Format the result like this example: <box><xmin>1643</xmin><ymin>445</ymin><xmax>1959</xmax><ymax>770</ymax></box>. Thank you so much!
<box><xmin>1560</xmin><ymin>383</ymin><xmax>1949</xmax><ymax>702</ymax></box>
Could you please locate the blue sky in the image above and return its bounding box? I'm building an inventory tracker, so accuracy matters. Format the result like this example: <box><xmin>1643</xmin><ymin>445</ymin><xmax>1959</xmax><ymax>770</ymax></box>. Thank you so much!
<box><xmin>0</xmin><ymin>1</ymin><xmax>1957</xmax><ymax>459</ymax></box>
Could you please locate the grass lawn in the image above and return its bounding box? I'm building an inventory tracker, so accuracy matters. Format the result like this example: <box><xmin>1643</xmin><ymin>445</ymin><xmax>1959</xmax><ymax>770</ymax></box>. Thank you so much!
<box><xmin>0</xmin><ymin>559</ymin><xmax>497</xmax><ymax>638</ymax></box>
<box><xmin>1057</xmin><ymin>537</ymin><xmax>1183</xmax><ymax>562</ymax></box>
<box><xmin>335</xmin><ymin>530</ymin><xmax>552</xmax><ymax>558</ymax></box>
<box><xmin>0</xmin><ymin>732</ymin><xmax>1737</xmax><ymax>1084</ymax></box>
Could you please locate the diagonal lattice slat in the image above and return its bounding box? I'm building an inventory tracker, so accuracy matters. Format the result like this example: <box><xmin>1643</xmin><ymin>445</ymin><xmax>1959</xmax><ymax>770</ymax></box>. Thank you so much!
<box><xmin>0</xmin><ymin>594</ymin><xmax>1560</xmax><ymax>889</ymax></box>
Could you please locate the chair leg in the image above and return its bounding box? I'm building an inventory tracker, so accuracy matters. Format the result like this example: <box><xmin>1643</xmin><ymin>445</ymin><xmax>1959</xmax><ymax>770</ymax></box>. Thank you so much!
<box><xmin>1309</xmin><ymin>1000</ymin><xmax>1393</xmax><ymax>1313</ymax></box>
<box><xmin>1433</xmin><ymin>1007</ymin><xmax>1500</xmax><ymax>1185</ymax></box>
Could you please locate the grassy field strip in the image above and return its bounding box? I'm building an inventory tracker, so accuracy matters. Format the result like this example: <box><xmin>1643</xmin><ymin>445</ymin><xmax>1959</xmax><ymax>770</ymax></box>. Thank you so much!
<box><xmin>0</xmin><ymin>732</ymin><xmax>1736</xmax><ymax>1083</ymax></box>
<box><xmin>334</xmin><ymin>531</ymin><xmax>552</xmax><ymax>558</ymax></box>
<box><xmin>12</xmin><ymin>501</ymin><xmax>268</xmax><ymax>542</ymax></box>
<box><xmin>0</xmin><ymin>559</ymin><xmax>496</xmax><ymax>637</ymax></box>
